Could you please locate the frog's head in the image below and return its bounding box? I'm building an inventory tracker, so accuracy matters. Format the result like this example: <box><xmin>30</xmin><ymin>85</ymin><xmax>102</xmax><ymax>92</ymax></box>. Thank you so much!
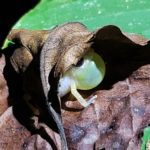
<box><xmin>64</xmin><ymin>48</ymin><xmax>105</xmax><ymax>90</ymax></box>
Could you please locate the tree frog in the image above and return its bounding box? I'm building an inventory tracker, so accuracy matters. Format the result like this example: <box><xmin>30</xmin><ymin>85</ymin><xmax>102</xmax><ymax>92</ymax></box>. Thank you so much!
<box><xmin>58</xmin><ymin>48</ymin><xmax>105</xmax><ymax>107</ymax></box>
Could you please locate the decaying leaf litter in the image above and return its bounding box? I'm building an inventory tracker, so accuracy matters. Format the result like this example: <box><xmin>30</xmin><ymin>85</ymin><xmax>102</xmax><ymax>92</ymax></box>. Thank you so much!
<box><xmin>0</xmin><ymin>22</ymin><xmax>150</xmax><ymax>149</ymax></box>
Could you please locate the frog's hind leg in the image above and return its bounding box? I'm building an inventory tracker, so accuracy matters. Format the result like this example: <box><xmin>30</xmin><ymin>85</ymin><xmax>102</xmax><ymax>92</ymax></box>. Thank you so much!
<box><xmin>71</xmin><ymin>81</ymin><xmax>97</xmax><ymax>107</ymax></box>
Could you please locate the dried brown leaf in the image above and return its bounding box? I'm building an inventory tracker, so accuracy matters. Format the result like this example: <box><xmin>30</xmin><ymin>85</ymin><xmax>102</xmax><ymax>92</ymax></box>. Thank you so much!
<box><xmin>0</xmin><ymin>55</ymin><xmax>8</xmax><ymax>115</ymax></box>
<box><xmin>1</xmin><ymin>23</ymin><xmax>150</xmax><ymax>150</ymax></box>
<box><xmin>0</xmin><ymin>107</ymin><xmax>30</xmax><ymax>149</ymax></box>
<box><xmin>62</xmin><ymin>65</ymin><xmax>150</xmax><ymax>149</ymax></box>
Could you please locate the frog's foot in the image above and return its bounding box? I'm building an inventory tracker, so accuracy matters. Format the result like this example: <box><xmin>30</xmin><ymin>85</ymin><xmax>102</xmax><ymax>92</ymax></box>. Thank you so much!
<box><xmin>71</xmin><ymin>81</ymin><xmax>97</xmax><ymax>107</ymax></box>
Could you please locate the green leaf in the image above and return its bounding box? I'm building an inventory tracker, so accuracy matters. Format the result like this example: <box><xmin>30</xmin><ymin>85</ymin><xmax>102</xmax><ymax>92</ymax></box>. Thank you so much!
<box><xmin>14</xmin><ymin>0</ymin><xmax>150</xmax><ymax>38</ymax></box>
<box><xmin>141</xmin><ymin>127</ymin><xmax>150</xmax><ymax>150</ymax></box>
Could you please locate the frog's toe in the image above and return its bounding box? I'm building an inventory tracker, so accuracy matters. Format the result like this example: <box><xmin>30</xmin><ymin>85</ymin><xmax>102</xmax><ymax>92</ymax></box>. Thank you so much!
<box><xmin>85</xmin><ymin>95</ymin><xmax>97</xmax><ymax>107</ymax></box>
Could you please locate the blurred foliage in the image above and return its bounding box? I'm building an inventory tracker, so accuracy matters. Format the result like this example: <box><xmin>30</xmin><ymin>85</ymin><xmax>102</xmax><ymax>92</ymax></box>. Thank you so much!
<box><xmin>141</xmin><ymin>127</ymin><xmax>150</xmax><ymax>150</ymax></box>
<box><xmin>14</xmin><ymin>0</ymin><xmax>150</xmax><ymax>38</ymax></box>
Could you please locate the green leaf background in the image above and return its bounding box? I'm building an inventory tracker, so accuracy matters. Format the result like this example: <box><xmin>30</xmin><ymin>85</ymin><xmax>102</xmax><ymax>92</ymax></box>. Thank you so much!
<box><xmin>15</xmin><ymin>0</ymin><xmax>150</xmax><ymax>38</ymax></box>
<box><xmin>13</xmin><ymin>0</ymin><xmax>150</xmax><ymax>149</ymax></box>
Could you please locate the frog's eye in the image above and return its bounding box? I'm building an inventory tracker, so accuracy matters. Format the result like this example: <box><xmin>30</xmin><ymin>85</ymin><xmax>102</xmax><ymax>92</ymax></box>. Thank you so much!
<box><xmin>74</xmin><ymin>58</ymin><xmax>84</xmax><ymax>67</ymax></box>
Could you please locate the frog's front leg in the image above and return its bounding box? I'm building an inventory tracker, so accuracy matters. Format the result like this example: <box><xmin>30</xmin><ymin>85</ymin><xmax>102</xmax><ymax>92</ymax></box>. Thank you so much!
<box><xmin>58</xmin><ymin>48</ymin><xmax>105</xmax><ymax>107</ymax></box>
<box><xmin>71</xmin><ymin>80</ymin><xmax>97</xmax><ymax>107</ymax></box>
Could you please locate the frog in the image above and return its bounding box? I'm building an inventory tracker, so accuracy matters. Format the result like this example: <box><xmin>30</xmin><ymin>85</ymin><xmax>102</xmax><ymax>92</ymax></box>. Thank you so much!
<box><xmin>58</xmin><ymin>48</ymin><xmax>105</xmax><ymax>107</ymax></box>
